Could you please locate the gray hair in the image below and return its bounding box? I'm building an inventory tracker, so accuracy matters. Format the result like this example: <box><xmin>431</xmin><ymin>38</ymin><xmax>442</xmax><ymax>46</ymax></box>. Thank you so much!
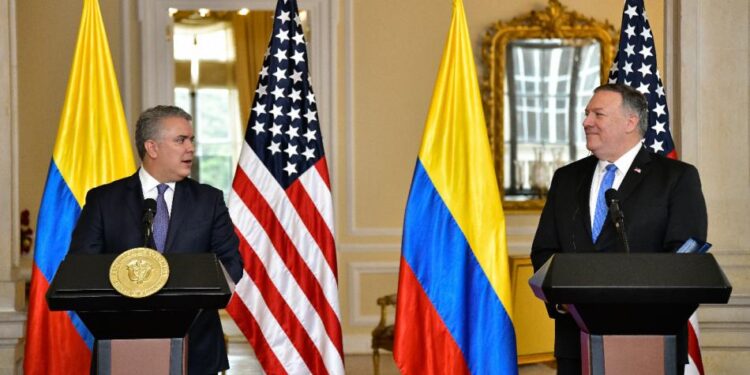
<box><xmin>135</xmin><ymin>105</ymin><xmax>192</xmax><ymax>159</ymax></box>
<box><xmin>594</xmin><ymin>83</ymin><xmax>649</xmax><ymax>136</ymax></box>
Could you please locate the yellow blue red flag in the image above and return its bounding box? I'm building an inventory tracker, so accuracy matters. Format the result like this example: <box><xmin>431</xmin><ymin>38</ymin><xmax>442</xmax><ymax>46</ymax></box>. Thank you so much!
<box><xmin>23</xmin><ymin>0</ymin><xmax>136</xmax><ymax>373</ymax></box>
<box><xmin>393</xmin><ymin>0</ymin><xmax>517</xmax><ymax>374</ymax></box>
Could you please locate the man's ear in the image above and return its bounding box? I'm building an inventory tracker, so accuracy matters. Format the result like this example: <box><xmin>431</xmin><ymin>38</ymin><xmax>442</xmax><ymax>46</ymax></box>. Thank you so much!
<box><xmin>626</xmin><ymin>113</ymin><xmax>640</xmax><ymax>134</ymax></box>
<box><xmin>144</xmin><ymin>140</ymin><xmax>159</xmax><ymax>159</ymax></box>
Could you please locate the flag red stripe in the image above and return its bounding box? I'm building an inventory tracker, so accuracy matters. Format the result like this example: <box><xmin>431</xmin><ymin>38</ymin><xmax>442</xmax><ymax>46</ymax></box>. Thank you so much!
<box><xmin>234</xmin><ymin>234</ymin><xmax>329</xmax><ymax>374</ymax></box>
<box><xmin>394</xmin><ymin>257</ymin><xmax>471</xmax><ymax>375</ymax></box>
<box><xmin>285</xmin><ymin>179</ymin><xmax>343</xmax><ymax>355</ymax></box>
<box><xmin>687</xmin><ymin>321</ymin><xmax>704</xmax><ymax>374</ymax></box>
<box><xmin>234</xmin><ymin>165</ymin><xmax>340</xmax><ymax>316</ymax></box>
<box><xmin>286</xmin><ymin>177</ymin><xmax>338</xmax><ymax>279</ymax></box>
<box><xmin>233</xmin><ymin>143</ymin><xmax>337</xmax><ymax>296</ymax></box>
<box><xmin>315</xmin><ymin>156</ymin><xmax>332</xmax><ymax>189</ymax></box>
<box><xmin>24</xmin><ymin>266</ymin><xmax>91</xmax><ymax>375</ymax></box>
<box><xmin>233</xmin><ymin>167</ymin><xmax>343</xmax><ymax>353</ymax></box>
<box><xmin>226</xmin><ymin>295</ymin><xmax>287</xmax><ymax>374</ymax></box>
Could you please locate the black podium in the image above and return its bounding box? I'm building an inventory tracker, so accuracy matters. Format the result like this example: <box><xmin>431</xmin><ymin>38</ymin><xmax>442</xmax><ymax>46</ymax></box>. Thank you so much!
<box><xmin>47</xmin><ymin>253</ymin><xmax>232</xmax><ymax>375</ymax></box>
<box><xmin>529</xmin><ymin>253</ymin><xmax>732</xmax><ymax>375</ymax></box>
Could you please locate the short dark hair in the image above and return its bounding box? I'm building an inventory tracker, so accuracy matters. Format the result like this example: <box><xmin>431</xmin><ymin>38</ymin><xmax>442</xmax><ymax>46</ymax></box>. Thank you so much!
<box><xmin>135</xmin><ymin>105</ymin><xmax>192</xmax><ymax>159</ymax></box>
<box><xmin>594</xmin><ymin>83</ymin><xmax>649</xmax><ymax>136</ymax></box>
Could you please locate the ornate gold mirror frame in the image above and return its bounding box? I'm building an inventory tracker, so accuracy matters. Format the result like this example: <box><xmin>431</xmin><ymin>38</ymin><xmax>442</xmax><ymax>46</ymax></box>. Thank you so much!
<box><xmin>482</xmin><ymin>0</ymin><xmax>618</xmax><ymax>211</ymax></box>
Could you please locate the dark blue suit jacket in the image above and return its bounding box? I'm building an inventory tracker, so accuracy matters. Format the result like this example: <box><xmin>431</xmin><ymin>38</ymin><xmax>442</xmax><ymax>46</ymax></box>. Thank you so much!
<box><xmin>531</xmin><ymin>147</ymin><xmax>707</xmax><ymax>362</ymax></box>
<box><xmin>69</xmin><ymin>171</ymin><xmax>243</xmax><ymax>374</ymax></box>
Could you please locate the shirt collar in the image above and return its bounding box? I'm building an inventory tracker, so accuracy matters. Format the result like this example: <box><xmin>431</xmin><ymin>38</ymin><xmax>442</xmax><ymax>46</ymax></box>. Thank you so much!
<box><xmin>597</xmin><ymin>142</ymin><xmax>642</xmax><ymax>174</ymax></box>
<box><xmin>138</xmin><ymin>167</ymin><xmax>176</xmax><ymax>193</ymax></box>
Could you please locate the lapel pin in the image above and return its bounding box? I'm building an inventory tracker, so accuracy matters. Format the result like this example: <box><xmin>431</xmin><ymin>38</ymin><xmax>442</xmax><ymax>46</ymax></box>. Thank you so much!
<box><xmin>633</xmin><ymin>167</ymin><xmax>642</xmax><ymax>174</ymax></box>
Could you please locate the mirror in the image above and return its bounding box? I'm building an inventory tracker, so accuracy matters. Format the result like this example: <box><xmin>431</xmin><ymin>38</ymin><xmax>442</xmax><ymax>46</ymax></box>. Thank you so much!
<box><xmin>482</xmin><ymin>0</ymin><xmax>618</xmax><ymax>210</ymax></box>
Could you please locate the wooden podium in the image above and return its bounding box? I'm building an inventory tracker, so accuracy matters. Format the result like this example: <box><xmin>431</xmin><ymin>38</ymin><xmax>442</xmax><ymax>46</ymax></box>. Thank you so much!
<box><xmin>47</xmin><ymin>253</ymin><xmax>232</xmax><ymax>375</ymax></box>
<box><xmin>530</xmin><ymin>253</ymin><xmax>732</xmax><ymax>375</ymax></box>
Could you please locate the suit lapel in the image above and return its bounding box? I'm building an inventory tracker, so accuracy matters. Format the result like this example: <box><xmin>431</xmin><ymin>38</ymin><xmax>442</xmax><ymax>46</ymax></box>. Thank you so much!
<box><xmin>576</xmin><ymin>156</ymin><xmax>598</xmax><ymax>245</ymax></box>
<box><xmin>617</xmin><ymin>146</ymin><xmax>652</xmax><ymax>203</ymax></box>
<box><xmin>165</xmin><ymin>179</ymin><xmax>190</xmax><ymax>252</ymax></box>
<box><xmin>125</xmin><ymin>172</ymin><xmax>145</xmax><ymax>239</ymax></box>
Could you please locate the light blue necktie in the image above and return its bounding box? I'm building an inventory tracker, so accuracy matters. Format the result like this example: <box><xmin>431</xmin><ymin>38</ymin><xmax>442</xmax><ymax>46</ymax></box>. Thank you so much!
<box><xmin>592</xmin><ymin>164</ymin><xmax>617</xmax><ymax>242</ymax></box>
<box><xmin>153</xmin><ymin>184</ymin><xmax>169</xmax><ymax>252</ymax></box>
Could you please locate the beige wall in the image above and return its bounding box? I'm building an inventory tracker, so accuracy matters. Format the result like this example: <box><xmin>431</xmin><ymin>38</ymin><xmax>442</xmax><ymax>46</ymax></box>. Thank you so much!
<box><xmin>8</xmin><ymin>0</ymin><xmax>749</xmax><ymax>372</ymax></box>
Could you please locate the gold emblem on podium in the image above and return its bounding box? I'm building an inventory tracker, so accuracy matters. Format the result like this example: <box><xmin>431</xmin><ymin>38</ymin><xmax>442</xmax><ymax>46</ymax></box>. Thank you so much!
<box><xmin>109</xmin><ymin>247</ymin><xmax>169</xmax><ymax>298</ymax></box>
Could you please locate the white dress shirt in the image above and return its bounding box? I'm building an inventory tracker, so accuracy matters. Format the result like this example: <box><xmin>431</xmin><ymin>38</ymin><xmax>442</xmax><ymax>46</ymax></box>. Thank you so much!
<box><xmin>139</xmin><ymin>168</ymin><xmax>176</xmax><ymax>216</ymax></box>
<box><xmin>588</xmin><ymin>142</ymin><xmax>642</xmax><ymax>229</ymax></box>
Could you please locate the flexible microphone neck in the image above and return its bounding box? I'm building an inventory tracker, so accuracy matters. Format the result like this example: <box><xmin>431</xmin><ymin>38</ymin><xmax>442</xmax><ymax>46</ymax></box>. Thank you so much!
<box><xmin>143</xmin><ymin>198</ymin><xmax>157</xmax><ymax>247</ymax></box>
<box><xmin>605</xmin><ymin>189</ymin><xmax>630</xmax><ymax>254</ymax></box>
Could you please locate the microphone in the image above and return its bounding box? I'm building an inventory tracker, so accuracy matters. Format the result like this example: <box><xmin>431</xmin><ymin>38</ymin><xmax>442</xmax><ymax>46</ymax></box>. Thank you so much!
<box><xmin>605</xmin><ymin>189</ymin><xmax>630</xmax><ymax>253</ymax></box>
<box><xmin>143</xmin><ymin>198</ymin><xmax>157</xmax><ymax>247</ymax></box>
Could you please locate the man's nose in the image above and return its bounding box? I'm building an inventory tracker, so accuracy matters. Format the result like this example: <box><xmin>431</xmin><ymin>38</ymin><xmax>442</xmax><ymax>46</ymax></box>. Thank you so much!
<box><xmin>582</xmin><ymin>113</ymin><xmax>593</xmax><ymax>127</ymax></box>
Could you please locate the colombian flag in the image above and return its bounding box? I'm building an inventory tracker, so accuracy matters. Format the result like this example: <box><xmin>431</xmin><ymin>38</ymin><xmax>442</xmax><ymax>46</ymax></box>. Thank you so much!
<box><xmin>23</xmin><ymin>0</ymin><xmax>136</xmax><ymax>373</ymax></box>
<box><xmin>393</xmin><ymin>1</ymin><xmax>517</xmax><ymax>374</ymax></box>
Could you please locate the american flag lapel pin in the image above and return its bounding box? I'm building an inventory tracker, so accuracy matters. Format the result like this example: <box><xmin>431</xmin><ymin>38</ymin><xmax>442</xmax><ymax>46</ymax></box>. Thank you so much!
<box><xmin>634</xmin><ymin>167</ymin><xmax>642</xmax><ymax>174</ymax></box>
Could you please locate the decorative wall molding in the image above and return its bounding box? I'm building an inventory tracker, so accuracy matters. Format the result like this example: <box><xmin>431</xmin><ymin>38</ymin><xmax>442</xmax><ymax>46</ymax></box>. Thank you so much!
<box><xmin>343</xmin><ymin>333</ymin><xmax>373</xmax><ymax>354</ymax></box>
<box><xmin>1</xmin><ymin>0</ymin><xmax>20</xmax><ymax>272</ymax></box>
<box><xmin>347</xmin><ymin>262</ymin><xmax>399</xmax><ymax>327</ymax></box>
<box><xmin>338</xmin><ymin>243</ymin><xmax>400</xmax><ymax>253</ymax></box>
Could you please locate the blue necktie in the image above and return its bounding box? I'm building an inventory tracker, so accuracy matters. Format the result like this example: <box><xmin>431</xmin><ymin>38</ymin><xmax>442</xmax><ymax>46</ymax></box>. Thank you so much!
<box><xmin>153</xmin><ymin>184</ymin><xmax>169</xmax><ymax>252</ymax></box>
<box><xmin>592</xmin><ymin>164</ymin><xmax>617</xmax><ymax>242</ymax></box>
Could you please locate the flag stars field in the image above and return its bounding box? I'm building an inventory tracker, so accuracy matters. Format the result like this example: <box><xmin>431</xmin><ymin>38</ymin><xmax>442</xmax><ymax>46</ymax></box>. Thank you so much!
<box><xmin>638</xmin><ymin>63</ymin><xmax>652</xmax><ymax>78</ymax></box>
<box><xmin>609</xmin><ymin>0</ymin><xmax>675</xmax><ymax>158</ymax></box>
<box><xmin>637</xmin><ymin>82</ymin><xmax>650</xmax><ymax>95</ymax></box>
<box><xmin>625</xmin><ymin>4</ymin><xmax>639</xmax><ymax>18</ymax></box>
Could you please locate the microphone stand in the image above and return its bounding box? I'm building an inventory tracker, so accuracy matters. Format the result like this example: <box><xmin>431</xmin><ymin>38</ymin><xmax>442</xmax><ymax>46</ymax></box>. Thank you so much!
<box><xmin>608</xmin><ymin>198</ymin><xmax>631</xmax><ymax>254</ymax></box>
<box><xmin>143</xmin><ymin>214</ymin><xmax>154</xmax><ymax>247</ymax></box>
<box><xmin>613</xmin><ymin>213</ymin><xmax>630</xmax><ymax>253</ymax></box>
<box><xmin>142</xmin><ymin>198</ymin><xmax>157</xmax><ymax>248</ymax></box>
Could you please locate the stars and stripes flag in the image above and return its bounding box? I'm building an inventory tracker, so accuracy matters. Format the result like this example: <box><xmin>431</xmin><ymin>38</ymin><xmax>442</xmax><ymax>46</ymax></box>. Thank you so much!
<box><xmin>608</xmin><ymin>0</ymin><xmax>676</xmax><ymax>159</ymax></box>
<box><xmin>609</xmin><ymin>1</ymin><xmax>704</xmax><ymax>374</ymax></box>
<box><xmin>225</xmin><ymin>0</ymin><xmax>345</xmax><ymax>373</ymax></box>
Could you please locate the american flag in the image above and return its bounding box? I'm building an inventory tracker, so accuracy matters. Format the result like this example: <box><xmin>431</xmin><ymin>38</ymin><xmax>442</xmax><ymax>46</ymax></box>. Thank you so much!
<box><xmin>225</xmin><ymin>0</ymin><xmax>345</xmax><ymax>373</ymax></box>
<box><xmin>608</xmin><ymin>0</ymin><xmax>677</xmax><ymax>159</ymax></box>
<box><xmin>610</xmin><ymin>1</ymin><xmax>703</xmax><ymax>374</ymax></box>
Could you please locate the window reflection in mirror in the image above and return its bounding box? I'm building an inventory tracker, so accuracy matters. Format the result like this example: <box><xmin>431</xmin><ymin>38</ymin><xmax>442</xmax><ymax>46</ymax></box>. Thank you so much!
<box><xmin>504</xmin><ymin>38</ymin><xmax>600</xmax><ymax>200</ymax></box>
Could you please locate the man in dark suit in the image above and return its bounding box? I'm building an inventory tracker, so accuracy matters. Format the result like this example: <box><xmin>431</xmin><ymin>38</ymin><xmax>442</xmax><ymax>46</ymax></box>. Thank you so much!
<box><xmin>531</xmin><ymin>84</ymin><xmax>707</xmax><ymax>375</ymax></box>
<box><xmin>69</xmin><ymin>105</ymin><xmax>243</xmax><ymax>374</ymax></box>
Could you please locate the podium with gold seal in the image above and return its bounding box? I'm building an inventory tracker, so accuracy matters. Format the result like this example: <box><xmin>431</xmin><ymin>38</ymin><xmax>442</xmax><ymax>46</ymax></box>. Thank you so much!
<box><xmin>47</xmin><ymin>250</ymin><xmax>232</xmax><ymax>375</ymax></box>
